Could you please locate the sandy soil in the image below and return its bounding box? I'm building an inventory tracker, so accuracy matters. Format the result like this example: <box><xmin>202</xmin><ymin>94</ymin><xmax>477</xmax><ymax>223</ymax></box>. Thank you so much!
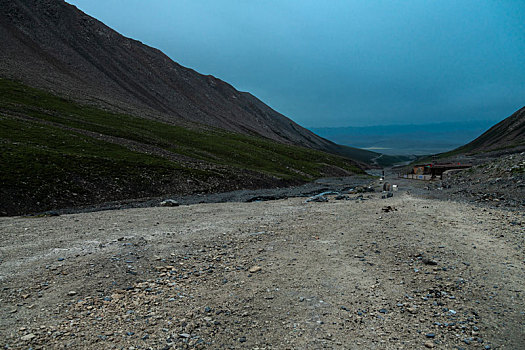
<box><xmin>0</xmin><ymin>188</ymin><xmax>524</xmax><ymax>349</ymax></box>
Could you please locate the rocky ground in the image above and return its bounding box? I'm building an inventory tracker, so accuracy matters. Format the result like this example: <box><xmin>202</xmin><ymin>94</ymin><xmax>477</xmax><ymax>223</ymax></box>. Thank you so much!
<box><xmin>1</xmin><ymin>177</ymin><xmax>524</xmax><ymax>349</ymax></box>
<box><xmin>436</xmin><ymin>152</ymin><xmax>525</xmax><ymax>208</ymax></box>
<box><xmin>31</xmin><ymin>176</ymin><xmax>373</xmax><ymax>216</ymax></box>
<box><xmin>392</xmin><ymin>152</ymin><xmax>525</xmax><ymax>210</ymax></box>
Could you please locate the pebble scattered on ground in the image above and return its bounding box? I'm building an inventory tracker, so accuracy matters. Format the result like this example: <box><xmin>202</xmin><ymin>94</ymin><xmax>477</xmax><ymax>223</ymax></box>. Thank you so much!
<box><xmin>1</xmin><ymin>175</ymin><xmax>524</xmax><ymax>349</ymax></box>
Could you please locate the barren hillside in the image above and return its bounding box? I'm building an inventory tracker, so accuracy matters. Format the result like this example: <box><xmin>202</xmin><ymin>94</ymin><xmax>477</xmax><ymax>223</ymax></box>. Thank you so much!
<box><xmin>442</xmin><ymin>107</ymin><xmax>525</xmax><ymax>157</ymax></box>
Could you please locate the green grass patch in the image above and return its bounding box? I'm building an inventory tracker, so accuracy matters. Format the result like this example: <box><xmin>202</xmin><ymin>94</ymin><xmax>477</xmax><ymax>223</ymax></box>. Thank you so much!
<box><xmin>0</xmin><ymin>78</ymin><xmax>364</xmax><ymax>214</ymax></box>
<box><xmin>0</xmin><ymin>78</ymin><xmax>362</xmax><ymax>180</ymax></box>
<box><xmin>0</xmin><ymin>116</ymin><xmax>207</xmax><ymax>200</ymax></box>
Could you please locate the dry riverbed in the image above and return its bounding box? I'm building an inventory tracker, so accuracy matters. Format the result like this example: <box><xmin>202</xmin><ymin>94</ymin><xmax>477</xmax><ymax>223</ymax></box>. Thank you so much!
<box><xmin>1</xmin><ymin>192</ymin><xmax>524</xmax><ymax>349</ymax></box>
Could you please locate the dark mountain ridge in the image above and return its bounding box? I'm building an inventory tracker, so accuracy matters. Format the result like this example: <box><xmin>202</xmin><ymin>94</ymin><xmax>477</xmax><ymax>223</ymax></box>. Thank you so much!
<box><xmin>440</xmin><ymin>106</ymin><xmax>525</xmax><ymax>157</ymax></box>
<box><xmin>0</xmin><ymin>0</ymin><xmax>365</xmax><ymax>159</ymax></box>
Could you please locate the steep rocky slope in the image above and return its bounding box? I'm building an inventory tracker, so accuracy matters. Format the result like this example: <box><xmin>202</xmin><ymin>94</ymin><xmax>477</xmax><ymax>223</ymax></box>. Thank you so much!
<box><xmin>0</xmin><ymin>0</ymin><xmax>374</xmax><ymax>216</ymax></box>
<box><xmin>429</xmin><ymin>152</ymin><xmax>525</xmax><ymax>208</ymax></box>
<box><xmin>0</xmin><ymin>0</ymin><xmax>359</xmax><ymax>157</ymax></box>
<box><xmin>444</xmin><ymin>106</ymin><xmax>525</xmax><ymax>156</ymax></box>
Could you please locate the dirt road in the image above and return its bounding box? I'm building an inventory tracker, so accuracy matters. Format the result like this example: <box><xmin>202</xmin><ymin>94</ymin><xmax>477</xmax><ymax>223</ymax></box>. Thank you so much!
<box><xmin>1</xmin><ymin>192</ymin><xmax>524</xmax><ymax>349</ymax></box>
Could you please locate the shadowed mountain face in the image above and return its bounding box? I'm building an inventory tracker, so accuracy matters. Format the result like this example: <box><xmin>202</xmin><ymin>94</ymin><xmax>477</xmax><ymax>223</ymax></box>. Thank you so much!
<box><xmin>0</xmin><ymin>0</ymin><xmax>372</xmax><ymax>216</ymax></box>
<box><xmin>0</xmin><ymin>0</ymin><xmax>348</xmax><ymax>154</ymax></box>
<box><xmin>448</xmin><ymin>107</ymin><xmax>525</xmax><ymax>156</ymax></box>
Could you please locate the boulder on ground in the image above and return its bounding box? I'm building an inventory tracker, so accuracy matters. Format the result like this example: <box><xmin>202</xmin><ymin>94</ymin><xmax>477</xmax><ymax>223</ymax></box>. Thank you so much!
<box><xmin>160</xmin><ymin>199</ymin><xmax>179</xmax><ymax>207</ymax></box>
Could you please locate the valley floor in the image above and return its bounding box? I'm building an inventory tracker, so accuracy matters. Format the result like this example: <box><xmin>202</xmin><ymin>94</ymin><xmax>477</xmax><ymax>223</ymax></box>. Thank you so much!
<box><xmin>0</xmin><ymin>189</ymin><xmax>524</xmax><ymax>349</ymax></box>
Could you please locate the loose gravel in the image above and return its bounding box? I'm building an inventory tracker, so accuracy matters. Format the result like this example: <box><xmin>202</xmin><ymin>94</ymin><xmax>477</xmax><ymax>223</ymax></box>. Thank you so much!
<box><xmin>1</xmin><ymin>185</ymin><xmax>523</xmax><ymax>349</ymax></box>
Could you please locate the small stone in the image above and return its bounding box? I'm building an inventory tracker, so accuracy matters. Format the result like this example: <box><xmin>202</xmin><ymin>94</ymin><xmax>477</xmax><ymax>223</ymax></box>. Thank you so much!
<box><xmin>422</xmin><ymin>258</ymin><xmax>438</xmax><ymax>265</ymax></box>
<box><xmin>379</xmin><ymin>308</ymin><xmax>388</xmax><ymax>314</ymax></box>
<box><xmin>424</xmin><ymin>340</ymin><xmax>435</xmax><ymax>348</ymax></box>
<box><xmin>239</xmin><ymin>336</ymin><xmax>247</xmax><ymax>343</ymax></box>
<box><xmin>67</xmin><ymin>291</ymin><xmax>77</xmax><ymax>296</ymax></box>
<box><xmin>248</xmin><ymin>266</ymin><xmax>262</xmax><ymax>273</ymax></box>
<box><xmin>426</xmin><ymin>333</ymin><xmax>435</xmax><ymax>338</ymax></box>
<box><xmin>407</xmin><ymin>307</ymin><xmax>418</xmax><ymax>314</ymax></box>
<box><xmin>179</xmin><ymin>333</ymin><xmax>190</xmax><ymax>338</ymax></box>
<box><xmin>21</xmin><ymin>333</ymin><xmax>36</xmax><ymax>341</ymax></box>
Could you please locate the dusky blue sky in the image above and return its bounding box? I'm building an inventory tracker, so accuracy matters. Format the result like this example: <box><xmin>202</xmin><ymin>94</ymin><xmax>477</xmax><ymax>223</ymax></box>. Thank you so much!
<box><xmin>66</xmin><ymin>0</ymin><xmax>525</xmax><ymax>127</ymax></box>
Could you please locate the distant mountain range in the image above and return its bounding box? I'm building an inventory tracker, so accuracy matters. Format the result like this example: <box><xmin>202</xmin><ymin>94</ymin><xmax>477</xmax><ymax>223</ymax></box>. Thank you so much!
<box><xmin>311</xmin><ymin>120</ymin><xmax>501</xmax><ymax>156</ymax></box>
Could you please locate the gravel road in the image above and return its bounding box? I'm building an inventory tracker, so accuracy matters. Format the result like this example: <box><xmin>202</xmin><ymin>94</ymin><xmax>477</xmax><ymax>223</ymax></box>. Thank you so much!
<box><xmin>1</xmin><ymin>184</ymin><xmax>524</xmax><ymax>349</ymax></box>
